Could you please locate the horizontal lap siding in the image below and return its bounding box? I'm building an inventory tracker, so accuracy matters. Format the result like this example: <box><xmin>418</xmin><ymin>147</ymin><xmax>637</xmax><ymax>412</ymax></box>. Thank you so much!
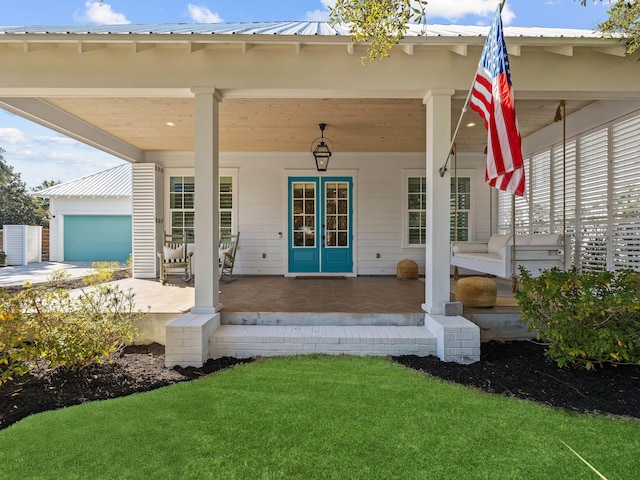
<box><xmin>358</xmin><ymin>157</ymin><xmax>412</xmax><ymax>275</ymax></box>
<box><xmin>221</xmin><ymin>152</ymin><xmax>430</xmax><ymax>276</ymax></box>
<box><xmin>228</xmin><ymin>155</ymin><xmax>284</xmax><ymax>275</ymax></box>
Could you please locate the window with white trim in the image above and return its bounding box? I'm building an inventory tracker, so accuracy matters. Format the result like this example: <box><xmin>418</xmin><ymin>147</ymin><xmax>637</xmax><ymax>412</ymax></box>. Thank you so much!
<box><xmin>219</xmin><ymin>175</ymin><xmax>233</xmax><ymax>240</ymax></box>
<box><xmin>407</xmin><ymin>176</ymin><xmax>427</xmax><ymax>245</ymax></box>
<box><xmin>167</xmin><ymin>170</ymin><xmax>237</xmax><ymax>243</ymax></box>
<box><xmin>403</xmin><ymin>173</ymin><xmax>473</xmax><ymax>245</ymax></box>
<box><xmin>450</xmin><ymin>176</ymin><xmax>471</xmax><ymax>241</ymax></box>
<box><xmin>169</xmin><ymin>175</ymin><xmax>195</xmax><ymax>243</ymax></box>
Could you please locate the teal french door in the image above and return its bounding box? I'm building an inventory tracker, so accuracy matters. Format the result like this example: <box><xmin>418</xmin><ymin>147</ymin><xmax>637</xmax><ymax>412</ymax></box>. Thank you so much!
<box><xmin>288</xmin><ymin>176</ymin><xmax>353</xmax><ymax>273</ymax></box>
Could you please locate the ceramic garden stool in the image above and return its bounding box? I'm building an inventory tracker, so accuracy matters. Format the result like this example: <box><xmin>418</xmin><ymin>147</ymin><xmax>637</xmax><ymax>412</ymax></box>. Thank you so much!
<box><xmin>455</xmin><ymin>276</ymin><xmax>498</xmax><ymax>308</ymax></box>
<box><xmin>396</xmin><ymin>259</ymin><xmax>419</xmax><ymax>280</ymax></box>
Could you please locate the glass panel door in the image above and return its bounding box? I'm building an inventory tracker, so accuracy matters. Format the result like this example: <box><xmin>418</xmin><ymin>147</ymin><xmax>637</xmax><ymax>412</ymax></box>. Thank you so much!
<box><xmin>288</xmin><ymin>176</ymin><xmax>353</xmax><ymax>273</ymax></box>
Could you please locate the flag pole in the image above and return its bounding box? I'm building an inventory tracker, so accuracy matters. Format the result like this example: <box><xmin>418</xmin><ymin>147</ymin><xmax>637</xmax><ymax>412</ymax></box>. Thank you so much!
<box><xmin>438</xmin><ymin>0</ymin><xmax>508</xmax><ymax>178</ymax></box>
<box><xmin>438</xmin><ymin>79</ymin><xmax>475</xmax><ymax>177</ymax></box>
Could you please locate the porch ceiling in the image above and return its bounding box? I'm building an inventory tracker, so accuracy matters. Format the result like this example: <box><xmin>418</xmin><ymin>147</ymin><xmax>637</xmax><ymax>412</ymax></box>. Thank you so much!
<box><xmin>41</xmin><ymin>96</ymin><xmax>593</xmax><ymax>155</ymax></box>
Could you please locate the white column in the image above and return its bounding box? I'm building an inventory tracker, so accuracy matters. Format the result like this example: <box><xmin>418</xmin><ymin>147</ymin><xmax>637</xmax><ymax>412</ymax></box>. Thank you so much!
<box><xmin>191</xmin><ymin>88</ymin><xmax>222</xmax><ymax>314</ymax></box>
<box><xmin>423</xmin><ymin>89</ymin><xmax>454</xmax><ymax>314</ymax></box>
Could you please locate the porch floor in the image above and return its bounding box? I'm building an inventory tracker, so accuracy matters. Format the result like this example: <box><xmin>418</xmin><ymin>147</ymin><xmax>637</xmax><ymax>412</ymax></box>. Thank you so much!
<box><xmin>116</xmin><ymin>275</ymin><xmax>519</xmax><ymax>316</ymax></box>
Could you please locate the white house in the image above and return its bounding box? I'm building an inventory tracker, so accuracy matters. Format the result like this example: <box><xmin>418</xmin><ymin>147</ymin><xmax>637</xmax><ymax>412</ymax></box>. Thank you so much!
<box><xmin>1</xmin><ymin>21</ymin><xmax>638</xmax><ymax>366</ymax></box>
<box><xmin>36</xmin><ymin>164</ymin><xmax>132</xmax><ymax>262</ymax></box>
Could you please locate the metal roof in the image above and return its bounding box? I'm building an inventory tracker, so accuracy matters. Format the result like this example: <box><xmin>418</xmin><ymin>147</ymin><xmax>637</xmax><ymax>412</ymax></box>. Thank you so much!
<box><xmin>34</xmin><ymin>163</ymin><xmax>131</xmax><ymax>198</ymax></box>
<box><xmin>0</xmin><ymin>21</ymin><xmax>601</xmax><ymax>39</ymax></box>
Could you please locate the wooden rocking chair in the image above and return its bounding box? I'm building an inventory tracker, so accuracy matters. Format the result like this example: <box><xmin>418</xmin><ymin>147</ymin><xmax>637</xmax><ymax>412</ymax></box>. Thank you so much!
<box><xmin>219</xmin><ymin>232</ymin><xmax>240</xmax><ymax>282</ymax></box>
<box><xmin>158</xmin><ymin>233</ymin><xmax>193</xmax><ymax>284</ymax></box>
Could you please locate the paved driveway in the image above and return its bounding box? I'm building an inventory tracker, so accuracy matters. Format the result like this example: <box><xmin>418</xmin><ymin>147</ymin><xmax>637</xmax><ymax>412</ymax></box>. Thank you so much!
<box><xmin>0</xmin><ymin>262</ymin><xmax>94</xmax><ymax>287</ymax></box>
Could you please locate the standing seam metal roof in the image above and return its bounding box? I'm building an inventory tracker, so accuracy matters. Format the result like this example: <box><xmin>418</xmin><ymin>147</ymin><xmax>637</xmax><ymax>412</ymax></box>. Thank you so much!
<box><xmin>0</xmin><ymin>21</ymin><xmax>601</xmax><ymax>38</ymax></box>
<box><xmin>34</xmin><ymin>163</ymin><xmax>132</xmax><ymax>198</ymax></box>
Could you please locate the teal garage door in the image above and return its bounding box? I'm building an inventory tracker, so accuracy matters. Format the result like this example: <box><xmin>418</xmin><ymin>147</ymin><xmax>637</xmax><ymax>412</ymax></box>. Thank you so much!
<box><xmin>64</xmin><ymin>215</ymin><xmax>132</xmax><ymax>261</ymax></box>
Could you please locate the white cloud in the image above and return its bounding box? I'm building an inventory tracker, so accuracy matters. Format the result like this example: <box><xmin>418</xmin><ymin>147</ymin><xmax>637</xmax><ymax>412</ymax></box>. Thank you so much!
<box><xmin>76</xmin><ymin>2</ymin><xmax>130</xmax><ymax>25</ymax></box>
<box><xmin>34</xmin><ymin>135</ymin><xmax>82</xmax><ymax>146</ymax></box>
<box><xmin>304</xmin><ymin>0</ymin><xmax>514</xmax><ymax>25</ymax></box>
<box><xmin>0</xmin><ymin>127</ymin><xmax>28</xmax><ymax>145</ymax></box>
<box><xmin>426</xmin><ymin>0</ymin><xmax>515</xmax><ymax>25</ymax></box>
<box><xmin>305</xmin><ymin>0</ymin><xmax>333</xmax><ymax>21</ymax></box>
<box><xmin>187</xmin><ymin>4</ymin><xmax>223</xmax><ymax>23</ymax></box>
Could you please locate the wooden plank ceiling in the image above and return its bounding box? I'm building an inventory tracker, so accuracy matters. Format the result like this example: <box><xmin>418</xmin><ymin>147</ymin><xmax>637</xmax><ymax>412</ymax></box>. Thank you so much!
<box><xmin>44</xmin><ymin>97</ymin><xmax>592</xmax><ymax>154</ymax></box>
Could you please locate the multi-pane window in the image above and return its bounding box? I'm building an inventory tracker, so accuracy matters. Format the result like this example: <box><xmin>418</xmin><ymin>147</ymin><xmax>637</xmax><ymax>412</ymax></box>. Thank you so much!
<box><xmin>292</xmin><ymin>182</ymin><xmax>316</xmax><ymax>247</ymax></box>
<box><xmin>325</xmin><ymin>181</ymin><xmax>350</xmax><ymax>247</ymax></box>
<box><xmin>450</xmin><ymin>177</ymin><xmax>471</xmax><ymax>241</ymax></box>
<box><xmin>406</xmin><ymin>175</ymin><xmax>473</xmax><ymax>245</ymax></box>
<box><xmin>168</xmin><ymin>174</ymin><xmax>234</xmax><ymax>243</ymax></box>
<box><xmin>169</xmin><ymin>176</ymin><xmax>195</xmax><ymax>243</ymax></box>
<box><xmin>220</xmin><ymin>176</ymin><xmax>233</xmax><ymax>240</ymax></box>
<box><xmin>407</xmin><ymin>177</ymin><xmax>427</xmax><ymax>245</ymax></box>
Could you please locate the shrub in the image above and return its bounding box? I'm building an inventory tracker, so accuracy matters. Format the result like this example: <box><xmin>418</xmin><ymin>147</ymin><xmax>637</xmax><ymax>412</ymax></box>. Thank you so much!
<box><xmin>516</xmin><ymin>267</ymin><xmax>640</xmax><ymax>369</ymax></box>
<box><xmin>0</xmin><ymin>293</ymin><xmax>32</xmax><ymax>383</ymax></box>
<box><xmin>82</xmin><ymin>261</ymin><xmax>121</xmax><ymax>286</ymax></box>
<box><xmin>0</xmin><ymin>282</ymin><xmax>140</xmax><ymax>383</ymax></box>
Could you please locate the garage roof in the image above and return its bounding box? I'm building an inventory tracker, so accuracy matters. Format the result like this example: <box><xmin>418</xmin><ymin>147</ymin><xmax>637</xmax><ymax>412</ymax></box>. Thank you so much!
<box><xmin>34</xmin><ymin>163</ymin><xmax>131</xmax><ymax>198</ymax></box>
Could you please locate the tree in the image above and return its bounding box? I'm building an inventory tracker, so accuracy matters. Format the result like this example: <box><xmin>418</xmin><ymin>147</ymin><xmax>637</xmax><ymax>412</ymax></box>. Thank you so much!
<box><xmin>0</xmin><ymin>148</ymin><xmax>46</xmax><ymax>226</ymax></box>
<box><xmin>31</xmin><ymin>179</ymin><xmax>61</xmax><ymax>224</ymax></box>
<box><xmin>594</xmin><ymin>1</ymin><xmax>640</xmax><ymax>54</ymax></box>
<box><xmin>331</xmin><ymin>0</ymin><xmax>639</xmax><ymax>61</ymax></box>
<box><xmin>329</xmin><ymin>0</ymin><xmax>428</xmax><ymax>62</ymax></box>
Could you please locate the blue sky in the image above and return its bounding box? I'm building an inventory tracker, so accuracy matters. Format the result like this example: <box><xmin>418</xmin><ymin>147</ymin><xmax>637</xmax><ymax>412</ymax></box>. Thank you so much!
<box><xmin>1</xmin><ymin>0</ymin><xmax>612</xmax><ymax>188</ymax></box>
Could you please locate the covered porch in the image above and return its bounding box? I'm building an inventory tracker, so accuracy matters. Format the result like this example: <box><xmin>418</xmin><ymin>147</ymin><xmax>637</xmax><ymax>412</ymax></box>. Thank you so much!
<box><xmin>1</xmin><ymin>21</ymin><xmax>638</xmax><ymax>367</ymax></box>
<box><xmin>117</xmin><ymin>274</ymin><xmax>524</xmax><ymax>360</ymax></box>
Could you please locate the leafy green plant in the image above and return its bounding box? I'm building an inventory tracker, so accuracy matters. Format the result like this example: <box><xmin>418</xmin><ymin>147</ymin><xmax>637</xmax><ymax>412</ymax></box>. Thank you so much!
<box><xmin>46</xmin><ymin>268</ymin><xmax>71</xmax><ymax>288</ymax></box>
<box><xmin>516</xmin><ymin>267</ymin><xmax>640</xmax><ymax>369</ymax></box>
<box><xmin>82</xmin><ymin>261</ymin><xmax>121</xmax><ymax>286</ymax></box>
<box><xmin>0</xmin><ymin>293</ymin><xmax>32</xmax><ymax>384</ymax></box>
<box><xmin>0</xmin><ymin>282</ymin><xmax>140</xmax><ymax>383</ymax></box>
<box><xmin>0</xmin><ymin>250</ymin><xmax>6</xmax><ymax>265</ymax></box>
<box><xmin>329</xmin><ymin>0</ymin><xmax>427</xmax><ymax>62</ymax></box>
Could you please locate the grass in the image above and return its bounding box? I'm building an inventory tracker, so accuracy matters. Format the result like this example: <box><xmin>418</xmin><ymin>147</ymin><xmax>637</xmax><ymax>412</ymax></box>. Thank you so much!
<box><xmin>1</xmin><ymin>355</ymin><xmax>639</xmax><ymax>479</ymax></box>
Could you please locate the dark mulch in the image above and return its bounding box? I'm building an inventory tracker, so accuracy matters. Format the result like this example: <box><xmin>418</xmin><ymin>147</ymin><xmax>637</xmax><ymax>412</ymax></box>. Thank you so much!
<box><xmin>394</xmin><ymin>340</ymin><xmax>640</xmax><ymax>419</ymax></box>
<box><xmin>1</xmin><ymin>341</ymin><xmax>638</xmax><ymax>431</ymax></box>
<box><xmin>0</xmin><ymin>343</ymin><xmax>252</xmax><ymax>430</ymax></box>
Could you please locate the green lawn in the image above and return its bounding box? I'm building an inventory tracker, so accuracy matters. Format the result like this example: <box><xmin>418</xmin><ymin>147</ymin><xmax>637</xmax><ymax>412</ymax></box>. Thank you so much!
<box><xmin>1</xmin><ymin>355</ymin><xmax>638</xmax><ymax>479</ymax></box>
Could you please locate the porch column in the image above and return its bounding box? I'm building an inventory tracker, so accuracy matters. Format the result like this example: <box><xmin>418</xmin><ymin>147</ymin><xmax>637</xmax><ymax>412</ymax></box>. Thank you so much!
<box><xmin>191</xmin><ymin>88</ymin><xmax>222</xmax><ymax>314</ymax></box>
<box><xmin>423</xmin><ymin>89</ymin><xmax>454</xmax><ymax>314</ymax></box>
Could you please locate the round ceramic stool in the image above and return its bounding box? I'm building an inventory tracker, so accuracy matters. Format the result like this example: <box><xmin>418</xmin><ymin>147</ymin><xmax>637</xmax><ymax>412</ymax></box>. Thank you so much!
<box><xmin>455</xmin><ymin>276</ymin><xmax>497</xmax><ymax>307</ymax></box>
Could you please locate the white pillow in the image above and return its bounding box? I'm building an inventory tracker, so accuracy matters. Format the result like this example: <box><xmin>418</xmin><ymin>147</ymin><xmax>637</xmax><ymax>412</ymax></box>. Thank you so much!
<box><xmin>164</xmin><ymin>245</ymin><xmax>184</xmax><ymax>260</ymax></box>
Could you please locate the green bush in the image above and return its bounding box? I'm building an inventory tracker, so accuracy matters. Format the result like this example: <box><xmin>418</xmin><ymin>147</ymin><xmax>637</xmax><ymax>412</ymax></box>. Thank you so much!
<box><xmin>516</xmin><ymin>267</ymin><xmax>640</xmax><ymax>369</ymax></box>
<box><xmin>82</xmin><ymin>261</ymin><xmax>121</xmax><ymax>286</ymax></box>
<box><xmin>0</xmin><ymin>282</ymin><xmax>140</xmax><ymax>383</ymax></box>
<box><xmin>0</xmin><ymin>293</ymin><xmax>32</xmax><ymax>383</ymax></box>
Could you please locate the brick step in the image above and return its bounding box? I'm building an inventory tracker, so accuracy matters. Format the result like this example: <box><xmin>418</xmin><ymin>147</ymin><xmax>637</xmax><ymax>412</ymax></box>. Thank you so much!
<box><xmin>220</xmin><ymin>312</ymin><xmax>424</xmax><ymax>327</ymax></box>
<box><xmin>210</xmin><ymin>325</ymin><xmax>437</xmax><ymax>358</ymax></box>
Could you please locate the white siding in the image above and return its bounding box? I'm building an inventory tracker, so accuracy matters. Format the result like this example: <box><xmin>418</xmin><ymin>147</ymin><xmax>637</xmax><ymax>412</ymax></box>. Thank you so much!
<box><xmin>181</xmin><ymin>152</ymin><xmax>491</xmax><ymax>276</ymax></box>
<box><xmin>132</xmin><ymin>163</ymin><xmax>162</xmax><ymax>278</ymax></box>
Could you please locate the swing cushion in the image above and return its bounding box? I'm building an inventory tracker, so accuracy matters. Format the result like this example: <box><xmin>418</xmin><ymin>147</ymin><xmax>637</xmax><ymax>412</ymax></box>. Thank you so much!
<box><xmin>451</xmin><ymin>233</ymin><xmax>570</xmax><ymax>279</ymax></box>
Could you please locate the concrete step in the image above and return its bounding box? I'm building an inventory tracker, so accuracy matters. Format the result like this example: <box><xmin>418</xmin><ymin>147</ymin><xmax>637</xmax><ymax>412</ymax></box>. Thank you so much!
<box><xmin>210</xmin><ymin>325</ymin><xmax>437</xmax><ymax>359</ymax></box>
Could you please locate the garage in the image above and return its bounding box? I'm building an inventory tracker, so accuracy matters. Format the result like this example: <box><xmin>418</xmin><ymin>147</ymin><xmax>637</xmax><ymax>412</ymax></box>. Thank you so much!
<box><xmin>64</xmin><ymin>215</ymin><xmax>132</xmax><ymax>262</ymax></box>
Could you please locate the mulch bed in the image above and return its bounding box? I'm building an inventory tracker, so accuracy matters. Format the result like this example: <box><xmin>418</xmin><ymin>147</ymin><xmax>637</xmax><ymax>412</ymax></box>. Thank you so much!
<box><xmin>1</xmin><ymin>341</ymin><xmax>639</xmax><ymax>431</ymax></box>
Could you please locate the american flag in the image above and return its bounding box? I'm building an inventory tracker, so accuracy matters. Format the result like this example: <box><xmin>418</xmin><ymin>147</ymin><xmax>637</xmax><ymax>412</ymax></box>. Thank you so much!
<box><xmin>469</xmin><ymin>5</ymin><xmax>525</xmax><ymax>197</ymax></box>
